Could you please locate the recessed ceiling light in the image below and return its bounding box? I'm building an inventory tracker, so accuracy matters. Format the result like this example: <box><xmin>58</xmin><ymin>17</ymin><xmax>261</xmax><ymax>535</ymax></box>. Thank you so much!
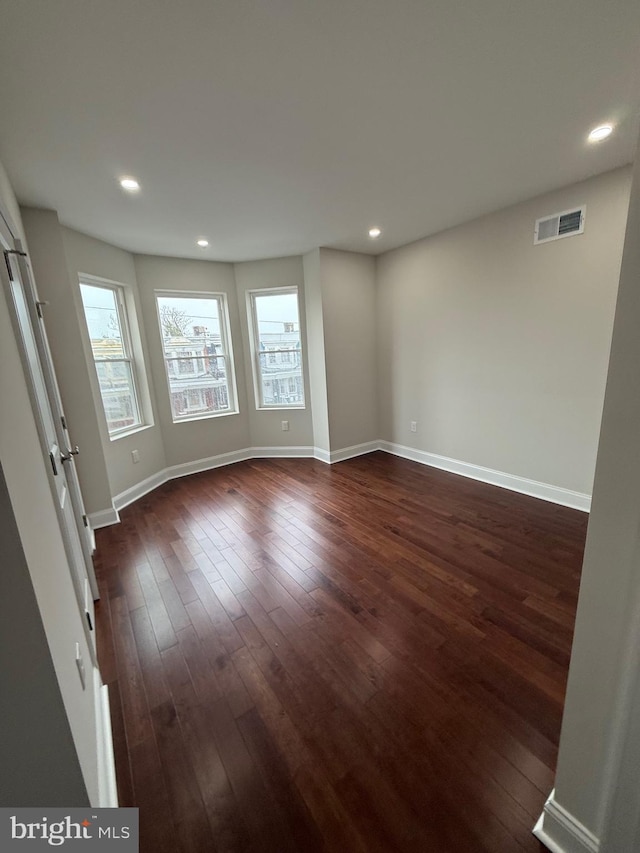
<box><xmin>588</xmin><ymin>124</ymin><xmax>613</xmax><ymax>143</ymax></box>
<box><xmin>119</xmin><ymin>177</ymin><xmax>140</xmax><ymax>191</ymax></box>
<box><xmin>369</xmin><ymin>227</ymin><xmax>382</xmax><ymax>238</ymax></box>
<box><xmin>196</xmin><ymin>239</ymin><xmax>209</xmax><ymax>248</ymax></box>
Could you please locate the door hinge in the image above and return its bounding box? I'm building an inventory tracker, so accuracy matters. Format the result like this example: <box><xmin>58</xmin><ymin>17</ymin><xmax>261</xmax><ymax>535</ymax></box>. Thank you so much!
<box><xmin>61</xmin><ymin>415</ymin><xmax>67</xmax><ymax>431</ymax></box>
<box><xmin>82</xmin><ymin>513</ymin><xmax>89</xmax><ymax>528</ymax></box>
<box><xmin>3</xmin><ymin>251</ymin><xmax>13</xmax><ymax>281</ymax></box>
<box><xmin>3</xmin><ymin>248</ymin><xmax>28</xmax><ymax>282</ymax></box>
<box><xmin>49</xmin><ymin>451</ymin><xmax>58</xmax><ymax>477</ymax></box>
<box><xmin>85</xmin><ymin>610</ymin><xmax>93</xmax><ymax>632</ymax></box>
<box><xmin>35</xmin><ymin>300</ymin><xmax>49</xmax><ymax>319</ymax></box>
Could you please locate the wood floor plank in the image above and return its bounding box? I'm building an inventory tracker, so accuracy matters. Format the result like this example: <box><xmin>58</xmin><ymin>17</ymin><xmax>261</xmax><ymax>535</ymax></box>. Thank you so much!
<box><xmin>134</xmin><ymin>562</ymin><xmax>178</xmax><ymax>651</ymax></box>
<box><xmin>205</xmin><ymin>694</ymin><xmax>299</xmax><ymax>851</ymax></box>
<box><xmin>129</xmin><ymin>605</ymin><xmax>172</xmax><ymax>711</ymax></box>
<box><xmin>188</xmin><ymin>569</ymin><xmax>245</xmax><ymax>654</ymax></box>
<box><xmin>129</xmin><ymin>734</ymin><xmax>184</xmax><ymax>853</ymax></box>
<box><xmin>109</xmin><ymin>595</ymin><xmax>153</xmax><ymax>750</ymax></box>
<box><xmin>150</xmin><ymin>699</ymin><xmax>215</xmax><ymax>853</ymax></box>
<box><xmin>162</xmin><ymin>553</ymin><xmax>200</xmax><ymax>605</ymax></box>
<box><xmin>175</xmin><ymin>624</ymin><xmax>223</xmax><ymax>705</ymax></box>
<box><xmin>95</xmin><ymin>453</ymin><xmax>585</xmax><ymax>852</ymax></box>
<box><xmin>184</xmin><ymin>598</ymin><xmax>254</xmax><ymax>719</ymax></box>
<box><xmin>235</xmin><ymin>708</ymin><xmax>324</xmax><ymax>852</ymax></box>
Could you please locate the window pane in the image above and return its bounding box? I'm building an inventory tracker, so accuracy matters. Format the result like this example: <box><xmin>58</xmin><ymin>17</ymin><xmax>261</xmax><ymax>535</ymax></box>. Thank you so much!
<box><xmin>260</xmin><ymin>366</ymin><xmax>304</xmax><ymax>406</ymax></box>
<box><xmin>79</xmin><ymin>280</ymin><xmax>144</xmax><ymax>435</ymax></box>
<box><xmin>95</xmin><ymin>361</ymin><xmax>140</xmax><ymax>432</ymax></box>
<box><xmin>80</xmin><ymin>283</ymin><xmax>126</xmax><ymax>359</ymax></box>
<box><xmin>253</xmin><ymin>291</ymin><xmax>304</xmax><ymax>407</ymax></box>
<box><xmin>156</xmin><ymin>294</ymin><xmax>237</xmax><ymax>422</ymax></box>
<box><xmin>157</xmin><ymin>296</ymin><xmax>221</xmax><ymax>339</ymax></box>
<box><xmin>166</xmin><ymin>356</ymin><xmax>231</xmax><ymax>419</ymax></box>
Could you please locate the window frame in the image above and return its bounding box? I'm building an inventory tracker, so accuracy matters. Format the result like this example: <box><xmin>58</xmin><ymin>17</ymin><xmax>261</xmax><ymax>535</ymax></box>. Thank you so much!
<box><xmin>155</xmin><ymin>290</ymin><xmax>239</xmax><ymax>423</ymax></box>
<box><xmin>78</xmin><ymin>275</ymin><xmax>145</xmax><ymax>438</ymax></box>
<box><xmin>247</xmin><ymin>286</ymin><xmax>306</xmax><ymax>410</ymax></box>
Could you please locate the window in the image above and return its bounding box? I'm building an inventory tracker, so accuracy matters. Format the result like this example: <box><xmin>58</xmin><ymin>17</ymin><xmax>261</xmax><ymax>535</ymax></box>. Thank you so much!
<box><xmin>79</xmin><ymin>280</ymin><xmax>143</xmax><ymax>435</ymax></box>
<box><xmin>156</xmin><ymin>292</ymin><xmax>237</xmax><ymax>422</ymax></box>
<box><xmin>248</xmin><ymin>287</ymin><xmax>305</xmax><ymax>408</ymax></box>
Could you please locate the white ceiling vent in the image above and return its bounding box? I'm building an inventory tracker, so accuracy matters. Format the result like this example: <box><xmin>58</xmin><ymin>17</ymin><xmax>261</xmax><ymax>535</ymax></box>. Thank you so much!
<box><xmin>534</xmin><ymin>206</ymin><xmax>585</xmax><ymax>245</ymax></box>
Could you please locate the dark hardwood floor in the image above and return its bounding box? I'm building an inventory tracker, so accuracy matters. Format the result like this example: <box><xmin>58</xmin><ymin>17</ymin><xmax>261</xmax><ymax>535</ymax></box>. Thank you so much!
<box><xmin>94</xmin><ymin>452</ymin><xmax>587</xmax><ymax>852</ymax></box>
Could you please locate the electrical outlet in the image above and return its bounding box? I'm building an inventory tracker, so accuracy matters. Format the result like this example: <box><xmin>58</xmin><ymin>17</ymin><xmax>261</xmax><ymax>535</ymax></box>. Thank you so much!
<box><xmin>410</xmin><ymin>421</ymin><xmax>417</xmax><ymax>433</ymax></box>
<box><xmin>281</xmin><ymin>420</ymin><xmax>289</xmax><ymax>432</ymax></box>
<box><xmin>131</xmin><ymin>449</ymin><xmax>140</xmax><ymax>463</ymax></box>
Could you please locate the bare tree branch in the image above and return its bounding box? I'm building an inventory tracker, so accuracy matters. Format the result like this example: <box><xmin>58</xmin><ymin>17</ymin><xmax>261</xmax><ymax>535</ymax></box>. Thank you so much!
<box><xmin>160</xmin><ymin>305</ymin><xmax>191</xmax><ymax>336</ymax></box>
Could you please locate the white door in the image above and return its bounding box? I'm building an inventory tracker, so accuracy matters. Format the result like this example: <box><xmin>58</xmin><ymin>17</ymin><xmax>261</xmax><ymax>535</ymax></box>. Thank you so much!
<box><xmin>12</xmin><ymin>243</ymin><xmax>99</xmax><ymax>599</ymax></box>
<box><xmin>2</xmin><ymin>245</ymin><xmax>97</xmax><ymax>661</ymax></box>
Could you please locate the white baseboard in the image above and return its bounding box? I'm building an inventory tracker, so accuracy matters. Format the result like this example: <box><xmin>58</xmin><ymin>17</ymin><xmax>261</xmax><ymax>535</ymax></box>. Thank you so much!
<box><xmin>94</xmin><ymin>670</ymin><xmax>118</xmax><ymax>807</ymax></box>
<box><xmin>93</xmin><ymin>440</ymin><xmax>591</xmax><ymax>526</ymax></box>
<box><xmin>87</xmin><ymin>506</ymin><xmax>120</xmax><ymax>529</ymax></box>
<box><xmin>164</xmin><ymin>447</ymin><xmax>252</xmax><ymax>482</ymax></box>
<box><xmin>329</xmin><ymin>440</ymin><xmax>380</xmax><ymax>463</ymax></box>
<box><xmin>113</xmin><ymin>469</ymin><xmax>168</xmax><ymax>511</ymax></box>
<box><xmin>379</xmin><ymin>441</ymin><xmax>591</xmax><ymax>512</ymax></box>
<box><xmin>314</xmin><ymin>446</ymin><xmax>331</xmax><ymax>464</ymax></box>
<box><xmin>112</xmin><ymin>446</ymin><xmax>316</xmax><ymax>514</ymax></box>
<box><xmin>534</xmin><ymin>790</ymin><xmax>599</xmax><ymax>853</ymax></box>
<box><xmin>250</xmin><ymin>445</ymin><xmax>315</xmax><ymax>459</ymax></box>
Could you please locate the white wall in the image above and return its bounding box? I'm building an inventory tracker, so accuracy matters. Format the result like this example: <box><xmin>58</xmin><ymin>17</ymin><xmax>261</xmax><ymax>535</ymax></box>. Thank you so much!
<box><xmin>0</xmin><ymin>163</ymin><xmax>98</xmax><ymax>805</ymax></box>
<box><xmin>545</xmin><ymin>141</ymin><xmax>640</xmax><ymax>847</ymax></box>
<box><xmin>319</xmin><ymin>248</ymin><xmax>377</xmax><ymax>452</ymax></box>
<box><xmin>303</xmin><ymin>248</ymin><xmax>330</xmax><ymax>453</ymax></box>
<box><xmin>62</xmin><ymin>228</ymin><xmax>166</xmax><ymax>497</ymax></box>
<box><xmin>0</xmin><ymin>462</ymin><xmax>88</xmax><ymax>806</ymax></box>
<box><xmin>20</xmin><ymin>167</ymin><xmax>634</xmax><ymax>516</ymax></box>
<box><xmin>0</xmin><ymin>162</ymin><xmax>26</xmax><ymax>243</ymax></box>
<box><xmin>376</xmin><ymin>166</ymin><xmax>631</xmax><ymax>495</ymax></box>
<box><xmin>133</xmin><ymin>254</ymin><xmax>251</xmax><ymax>467</ymax></box>
<box><xmin>21</xmin><ymin>212</ymin><xmax>168</xmax><ymax>508</ymax></box>
<box><xmin>234</xmin><ymin>255</ymin><xmax>314</xmax><ymax>448</ymax></box>
<box><xmin>20</xmin><ymin>209</ymin><xmax>113</xmax><ymax>514</ymax></box>
<box><xmin>301</xmin><ymin>248</ymin><xmax>378</xmax><ymax>457</ymax></box>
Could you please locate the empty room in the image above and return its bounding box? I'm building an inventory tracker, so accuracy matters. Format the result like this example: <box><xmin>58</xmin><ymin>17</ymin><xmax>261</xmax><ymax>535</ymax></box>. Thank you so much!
<box><xmin>1</xmin><ymin>2</ymin><xmax>640</xmax><ymax>852</ymax></box>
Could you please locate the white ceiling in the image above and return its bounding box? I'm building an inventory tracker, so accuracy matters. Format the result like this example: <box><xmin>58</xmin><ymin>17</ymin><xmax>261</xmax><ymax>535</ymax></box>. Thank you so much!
<box><xmin>0</xmin><ymin>0</ymin><xmax>639</xmax><ymax>261</ymax></box>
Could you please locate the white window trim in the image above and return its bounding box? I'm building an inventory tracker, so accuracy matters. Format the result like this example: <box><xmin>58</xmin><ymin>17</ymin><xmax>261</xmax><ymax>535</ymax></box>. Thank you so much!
<box><xmin>78</xmin><ymin>273</ymin><xmax>148</xmax><ymax>439</ymax></box>
<box><xmin>247</xmin><ymin>286</ymin><xmax>306</xmax><ymax>411</ymax></box>
<box><xmin>154</xmin><ymin>290</ymin><xmax>239</xmax><ymax>423</ymax></box>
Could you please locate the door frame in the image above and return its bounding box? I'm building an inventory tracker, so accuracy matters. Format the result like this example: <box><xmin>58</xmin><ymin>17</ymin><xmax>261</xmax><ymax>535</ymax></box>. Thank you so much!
<box><xmin>1</xmin><ymin>225</ymin><xmax>97</xmax><ymax>663</ymax></box>
<box><xmin>13</xmin><ymin>239</ymin><xmax>99</xmax><ymax>598</ymax></box>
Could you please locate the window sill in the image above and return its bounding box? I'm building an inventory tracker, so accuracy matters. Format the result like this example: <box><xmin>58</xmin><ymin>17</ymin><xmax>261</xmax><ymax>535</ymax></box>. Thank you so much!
<box><xmin>256</xmin><ymin>405</ymin><xmax>306</xmax><ymax>412</ymax></box>
<box><xmin>171</xmin><ymin>409</ymin><xmax>240</xmax><ymax>425</ymax></box>
<box><xmin>109</xmin><ymin>423</ymin><xmax>155</xmax><ymax>442</ymax></box>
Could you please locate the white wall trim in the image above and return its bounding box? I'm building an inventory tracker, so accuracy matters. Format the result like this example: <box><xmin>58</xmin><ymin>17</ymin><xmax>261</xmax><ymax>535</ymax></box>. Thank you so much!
<box><xmin>111</xmin><ymin>446</ymin><xmax>316</xmax><ymax>515</ymax></box>
<box><xmin>165</xmin><ymin>448</ymin><xmax>252</xmax><ymax>483</ymax></box>
<box><xmin>379</xmin><ymin>441</ymin><xmax>591</xmax><ymax>512</ymax></box>
<box><xmin>94</xmin><ymin>670</ymin><xmax>118</xmax><ymax>807</ymax></box>
<box><xmin>329</xmin><ymin>440</ymin><xmax>381</xmax><ymax>463</ymax></box>
<box><xmin>534</xmin><ymin>790</ymin><xmax>600</xmax><ymax>853</ymax></box>
<box><xmin>92</xmin><ymin>439</ymin><xmax>592</xmax><ymax>527</ymax></box>
<box><xmin>112</xmin><ymin>469</ymin><xmax>168</xmax><ymax>512</ymax></box>
<box><xmin>87</xmin><ymin>506</ymin><xmax>120</xmax><ymax>529</ymax></box>
<box><xmin>250</xmin><ymin>445</ymin><xmax>315</xmax><ymax>459</ymax></box>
